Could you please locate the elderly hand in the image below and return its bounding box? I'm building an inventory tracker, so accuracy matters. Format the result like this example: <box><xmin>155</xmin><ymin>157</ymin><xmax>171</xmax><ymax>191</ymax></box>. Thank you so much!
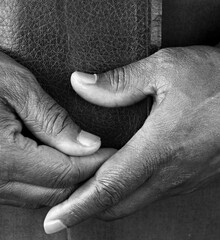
<box><xmin>0</xmin><ymin>51</ymin><xmax>115</xmax><ymax>208</ymax></box>
<box><xmin>44</xmin><ymin>46</ymin><xmax>220</xmax><ymax>234</ymax></box>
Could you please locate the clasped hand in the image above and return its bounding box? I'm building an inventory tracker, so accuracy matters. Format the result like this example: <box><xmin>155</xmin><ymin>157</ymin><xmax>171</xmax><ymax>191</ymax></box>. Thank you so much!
<box><xmin>0</xmin><ymin>52</ymin><xmax>114</xmax><ymax>208</ymax></box>
<box><xmin>0</xmin><ymin>46</ymin><xmax>219</xmax><ymax>235</ymax></box>
<box><xmin>43</xmin><ymin>46</ymin><xmax>220</xmax><ymax>234</ymax></box>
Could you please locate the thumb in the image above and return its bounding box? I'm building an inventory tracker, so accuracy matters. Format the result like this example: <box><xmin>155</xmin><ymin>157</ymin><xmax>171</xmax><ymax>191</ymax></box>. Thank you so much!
<box><xmin>71</xmin><ymin>59</ymin><xmax>154</xmax><ymax>107</ymax></box>
<box><xmin>16</xmin><ymin>79</ymin><xmax>101</xmax><ymax>156</ymax></box>
<box><xmin>0</xmin><ymin>51</ymin><xmax>102</xmax><ymax>157</ymax></box>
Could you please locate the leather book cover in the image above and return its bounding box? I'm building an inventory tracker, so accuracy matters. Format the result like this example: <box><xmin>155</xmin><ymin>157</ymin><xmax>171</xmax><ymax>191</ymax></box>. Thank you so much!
<box><xmin>0</xmin><ymin>0</ymin><xmax>162</xmax><ymax>148</ymax></box>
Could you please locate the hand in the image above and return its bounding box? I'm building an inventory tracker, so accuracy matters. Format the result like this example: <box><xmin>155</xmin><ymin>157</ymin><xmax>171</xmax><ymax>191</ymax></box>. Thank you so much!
<box><xmin>0</xmin><ymin>51</ymin><xmax>115</xmax><ymax>208</ymax></box>
<box><xmin>44</xmin><ymin>46</ymin><xmax>220</xmax><ymax>234</ymax></box>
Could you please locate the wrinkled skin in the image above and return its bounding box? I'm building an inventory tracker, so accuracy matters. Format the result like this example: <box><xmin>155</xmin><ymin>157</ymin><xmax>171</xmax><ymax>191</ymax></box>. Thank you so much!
<box><xmin>0</xmin><ymin>51</ymin><xmax>115</xmax><ymax>208</ymax></box>
<box><xmin>44</xmin><ymin>45</ymin><xmax>220</xmax><ymax>233</ymax></box>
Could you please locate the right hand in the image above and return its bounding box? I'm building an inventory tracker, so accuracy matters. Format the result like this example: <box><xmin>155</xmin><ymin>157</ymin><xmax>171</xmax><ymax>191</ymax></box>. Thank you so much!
<box><xmin>0</xmin><ymin>52</ymin><xmax>115</xmax><ymax>208</ymax></box>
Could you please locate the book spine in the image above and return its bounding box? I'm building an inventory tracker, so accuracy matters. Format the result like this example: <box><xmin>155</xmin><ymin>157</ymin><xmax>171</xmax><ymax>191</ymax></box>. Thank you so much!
<box><xmin>149</xmin><ymin>0</ymin><xmax>162</xmax><ymax>53</ymax></box>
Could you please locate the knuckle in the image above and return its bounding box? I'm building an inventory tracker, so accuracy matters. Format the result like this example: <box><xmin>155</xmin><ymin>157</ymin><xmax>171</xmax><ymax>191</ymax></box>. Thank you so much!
<box><xmin>0</xmin><ymin>108</ymin><xmax>22</xmax><ymax>142</ymax></box>
<box><xmin>153</xmin><ymin>48</ymin><xmax>180</xmax><ymax>70</ymax></box>
<box><xmin>107</xmin><ymin>66</ymin><xmax>130</xmax><ymax>93</ymax></box>
<box><xmin>41</xmin><ymin>102</ymin><xmax>70</xmax><ymax>136</ymax></box>
<box><xmin>69</xmin><ymin>159</ymin><xmax>82</xmax><ymax>183</ymax></box>
<box><xmin>0</xmin><ymin>118</ymin><xmax>22</xmax><ymax>142</ymax></box>
<box><xmin>44</xmin><ymin>188</ymin><xmax>73</xmax><ymax>207</ymax></box>
<box><xmin>155</xmin><ymin>48</ymin><xmax>177</xmax><ymax>60</ymax></box>
<box><xmin>10</xmin><ymin>69</ymin><xmax>33</xmax><ymax>109</ymax></box>
<box><xmin>0</xmin><ymin>98</ymin><xmax>22</xmax><ymax>143</ymax></box>
<box><xmin>54</xmin><ymin>159</ymin><xmax>81</xmax><ymax>188</ymax></box>
<box><xmin>94</xmin><ymin>178</ymin><xmax>123</xmax><ymax>209</ymax></box>
<box><xmin>25</xmin><ymin>94</ymin><xmax>72</xmax><ymax>137</ymax></box>
<box><xmin>154</xmin><ymin>48</ymin><xmax>190</xmax><ymax>69</ymax></box>
<box><xmin>0</xmin><ymin>63</ymin><xmax>32</xmax><ymax>112</ymax></box>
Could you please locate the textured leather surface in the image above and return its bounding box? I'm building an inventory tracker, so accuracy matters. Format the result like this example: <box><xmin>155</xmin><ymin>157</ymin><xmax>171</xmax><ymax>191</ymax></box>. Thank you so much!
<box><xmin>0</xmin><ymin>2</ymin><xmax>220</xmax><ymax>240</ymax></box>
<box><xmin>0</xmin><ymin>0</ymin><xmax>161</xmax><ymax>148</ymax></box>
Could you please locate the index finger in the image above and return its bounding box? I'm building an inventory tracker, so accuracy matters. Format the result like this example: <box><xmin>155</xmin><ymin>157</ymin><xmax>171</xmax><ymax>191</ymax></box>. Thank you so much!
<box><xmin>1</xmin><ymin>133</ymin><xmax>116</xmax><ymax>189</ymax></box>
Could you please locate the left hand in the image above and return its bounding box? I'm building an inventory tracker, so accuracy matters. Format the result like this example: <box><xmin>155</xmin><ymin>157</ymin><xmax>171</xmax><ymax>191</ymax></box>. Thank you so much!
<box><xmin>0</xmin><ymin>51</ymin><xmax>115</xmax><ymax>209</ymax></box>
<box><xmin>44</xmin><ymin>46</ymin><xmax>220</xmax><ymax>234</ymax></box>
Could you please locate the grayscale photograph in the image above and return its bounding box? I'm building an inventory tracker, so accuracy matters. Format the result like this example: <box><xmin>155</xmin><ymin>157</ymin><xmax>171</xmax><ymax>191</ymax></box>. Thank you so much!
<box><xmin>0</xmin><ymin>0</ymin><xmax>219</xmax><ymax>239</ymax></box>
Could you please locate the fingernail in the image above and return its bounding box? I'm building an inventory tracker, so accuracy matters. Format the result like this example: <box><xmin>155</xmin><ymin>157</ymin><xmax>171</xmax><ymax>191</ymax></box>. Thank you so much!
<box><xmin>77</xmin><ymin>130</ymin><xmax>100</xmax><ymax>147</ymax></box>
<box><xmin>72</xmin><ymin>71</ymin><xmax>97</xmax><ymax>84</ymax></box>
<box><xmin>44</xmin><ymin>219</ymin><xmax>66</xmax><ymax>234</ymax></box>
